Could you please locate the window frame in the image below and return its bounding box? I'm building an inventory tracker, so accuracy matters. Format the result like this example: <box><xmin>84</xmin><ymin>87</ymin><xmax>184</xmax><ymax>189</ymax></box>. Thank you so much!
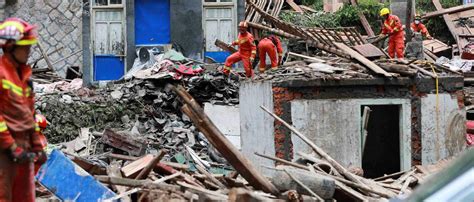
<box><xmin>92</xmin><ymin>0</ymin><xmax>124</xmax><ymax>9</ymax></box>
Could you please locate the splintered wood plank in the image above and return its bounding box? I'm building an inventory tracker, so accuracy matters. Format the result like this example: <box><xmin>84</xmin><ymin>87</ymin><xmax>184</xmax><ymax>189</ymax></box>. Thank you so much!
<box><xmin>352</xmin><ymin>44</ymin><xmax>385</xmax><ymax>58</ymax></box>
<box><xmin>421</xmin><ymin>4</ymin><xmax>474</xmax><ymax>19</ymax></box>
<box><xmin>286</xmin><ymin>0</ymin><xmax>304</xmax><ymax>13</ymax></box>
<box><xmin>432</xmin><ymin>0</ymin><xmax>461</xmax><ymax>49</ymax></box>
<box><xmin>350</xmin><ymin>0</ymin><xmax>375</xmax><ymax>37</ymax></box>
<box><xmin>334</xmin><ymin>42</ymin><xmax>392</xmax><ymax>77</ymax></box>
<box><xmin>423</xmin><ymin>39</ymin><xmax>451</xmax><ymax>53</ymax></box>
<box><xmin>121</xmin><ymin>154</ymin><xmax>154</xmax><ymax>178</ymax></box>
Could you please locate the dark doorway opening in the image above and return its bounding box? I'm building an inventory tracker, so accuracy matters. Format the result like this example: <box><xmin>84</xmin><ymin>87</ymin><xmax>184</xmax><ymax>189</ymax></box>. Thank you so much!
<box><xmin>361</xmin><ymin>105</ymin><xmax>401</xmax><ymax>178</ymax></box>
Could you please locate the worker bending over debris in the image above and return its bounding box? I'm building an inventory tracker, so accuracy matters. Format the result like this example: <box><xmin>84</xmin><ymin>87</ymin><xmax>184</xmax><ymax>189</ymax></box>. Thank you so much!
<box><xmin>223</xmin><ymin>21</ymin><xmax>257</xmax><ymax>78</ymax></box>
<box><xmin>411</xmin><ymin>15</ymin><xmax>433</xmax><ymax>39</ymax></box>
<box><xmin>257</xmin><ymin>34</ymin><xmax>283</xmax><ymax>73</ymax></box>
<box><xmin>0</xmin><ymin>18</ymin><xmax>46</xmax><ymax>202</ymax></box>
<box><xmin>379</xmin><ymin>8</ymin><xmax>405</xmax><ymax>59</ymax></box>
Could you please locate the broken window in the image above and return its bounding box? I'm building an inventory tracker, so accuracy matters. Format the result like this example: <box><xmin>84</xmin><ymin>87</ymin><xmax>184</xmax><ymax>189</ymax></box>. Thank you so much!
<box><xmin>93</xmin><ymin>0</ymin><xmax>123</xmax><ymax>6</ymax></box>
<box><xmin>94</xmin><ymin>0</ymin><xmax>108</xmax><ymax>6</ymax></box>
<box><xmin>110</xmin><ymin>0</ymin><xmax>122</xmax><ymax>4</ymax></box>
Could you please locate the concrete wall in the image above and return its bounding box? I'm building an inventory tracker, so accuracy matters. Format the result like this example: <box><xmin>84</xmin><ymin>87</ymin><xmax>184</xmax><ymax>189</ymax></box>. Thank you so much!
<box><xmin>170</xmin><ymin>0</ymin><xmax>203</xmax><ymax>59</ymax></box>
<box><xmin>204</xmin><ymin>103</ymin><xmax>241</xmax><ymax>149</ymax></box>
<box><xmin>421</xmin><ymin>93</ymin><xmax>466</xmax><ymax>165</ymax></box>
<box><xmin>240</xmin><ymin>81</ymin><xmax>275</xmax><ymax>177</ymax></box>
<box><xmin>291</xmin><ymin>99</ymin><xmax>412</xmax><ymax>170</ymax></box>
<box><xmin>6</xmin><ymin>0</ymin><xmax>83</xmax><ymax>77</ymax></box>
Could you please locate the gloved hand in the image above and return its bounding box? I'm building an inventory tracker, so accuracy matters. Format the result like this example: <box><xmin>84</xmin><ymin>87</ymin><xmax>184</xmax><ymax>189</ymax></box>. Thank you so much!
<box><xmin>35</xmin><ymin>150</ymin><xmax>47</xmax><ymax>165</ymax></box>
<box><xmin>250</xmin><ymin>57</ymin><xmax>255</xmax><ymax>63</ymax></box>
<box><xmin>8</xmin><ymin>143</ymin><xmax>32</xmax><ymax>163</ymax></box>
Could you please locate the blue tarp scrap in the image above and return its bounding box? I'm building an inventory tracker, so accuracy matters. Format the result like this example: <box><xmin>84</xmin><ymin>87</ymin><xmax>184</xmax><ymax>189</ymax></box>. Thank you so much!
<box><xmin>36</xmin><ymin>150</ymin><xmax>116</xmax><ymax>201</ymax></box>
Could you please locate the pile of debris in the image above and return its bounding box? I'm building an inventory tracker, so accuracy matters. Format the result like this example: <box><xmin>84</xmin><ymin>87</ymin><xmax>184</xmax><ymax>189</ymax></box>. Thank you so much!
<box><xmin>35</xmin><ymin>70</ymin><xmax>239</xmax><ymax>160</ymax></box>
<box><xmin>36</xmin><ymin>86</ymin><xmax>458</xmax><ymax>201</ymax></box>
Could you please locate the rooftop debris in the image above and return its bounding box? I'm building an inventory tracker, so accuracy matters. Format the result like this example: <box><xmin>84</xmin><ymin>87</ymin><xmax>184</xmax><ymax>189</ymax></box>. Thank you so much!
<box><xmin>33</xmin><ymin>1</ymin><xmax>474</xmax><ymax>201</ymax></box>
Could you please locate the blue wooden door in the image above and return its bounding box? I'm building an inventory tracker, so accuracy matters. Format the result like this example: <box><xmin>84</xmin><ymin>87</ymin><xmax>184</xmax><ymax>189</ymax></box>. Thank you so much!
<box><xmin>135</xmin><ymin>0</ymin><xmax>171</xmax><ymax>45</ymax></box>
<box><xmin>93</xmin><ymin>9</ymin><xmax>125</xmax><ymax>81</ymax></box>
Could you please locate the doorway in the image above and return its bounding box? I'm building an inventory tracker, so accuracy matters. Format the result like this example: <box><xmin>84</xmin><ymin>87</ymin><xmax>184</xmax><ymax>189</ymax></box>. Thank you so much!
<box><xmin>361</xmin><ymin>105</ymin><xmax>401</xmax><ymax>178</ymax></box>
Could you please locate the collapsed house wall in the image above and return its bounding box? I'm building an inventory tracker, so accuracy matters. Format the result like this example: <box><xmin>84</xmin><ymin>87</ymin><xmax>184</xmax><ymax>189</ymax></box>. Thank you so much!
<box><xmin>240</xmin><ymin>77</ymin><xmax>466</xmax><ymax>177</ymax></box>
<box><xmin>5</xmin><ymin>0</ymin><xmax>83</xmax><ymax>77</ymax></box>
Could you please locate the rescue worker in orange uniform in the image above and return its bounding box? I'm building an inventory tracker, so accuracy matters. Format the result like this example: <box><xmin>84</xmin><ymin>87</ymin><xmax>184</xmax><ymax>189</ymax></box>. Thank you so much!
<box><xmin>257</xmin><ymin>35</ymin><xmax>283</xmax><ymax>73</ymax></box>
<box><xmin>0</xmin><ymin>18</ymin><xmax>45</xmax><ymax>202</ymax></box>
<box><xmin>223</xmin><ymin>21</ymin><xmax>257</xmax><ymax>78</ymax></box>
<box><xmin>379</xmin><ymin>8</ymin><xmax>405</xmax><ymax>59</ymax></box>
<box><xmin>410</xmin><ymin>15</ymin><xmax>433</xmax><ymax>39</ymax></box>
<box><xmin>34</xmin><ymin>114</ymin><xmax>48</xmax><ymax>174</ymax></box>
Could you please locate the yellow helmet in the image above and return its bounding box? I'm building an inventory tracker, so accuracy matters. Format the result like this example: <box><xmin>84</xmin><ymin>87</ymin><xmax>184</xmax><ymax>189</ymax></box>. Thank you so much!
<box><xmin>380</xmin><ymin>8</ymin><xmax>390</xmax><ymax>17</ymax></box>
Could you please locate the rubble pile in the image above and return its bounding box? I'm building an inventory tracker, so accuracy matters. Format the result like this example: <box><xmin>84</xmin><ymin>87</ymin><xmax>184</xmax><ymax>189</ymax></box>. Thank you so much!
<box><xmin>35</xmin><ymin>72</ymin><xmax>239</xmax><ymax>156</ymax></box>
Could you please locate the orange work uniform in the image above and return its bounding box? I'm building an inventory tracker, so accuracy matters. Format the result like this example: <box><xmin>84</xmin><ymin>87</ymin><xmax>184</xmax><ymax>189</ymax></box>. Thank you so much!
<box><xmin>0</xmin><ymin>55</ymin><xmax>38</xmax><ymax>202</ymax></box>
<box><xmin>410</xmin><ymin>22</ymin><xmax>431</xmax><ymax>38</ymax></box>
<box><xmin>381</xmin><ymin>14</ymin><xmax>405</xmax><ymax>59</ymax></box>
<box><xmin>224</xmin><ymin>31</ymin><xmax>257</xmax><ymax>78</ymax></box>
<box><xmin>258</xmin><ymin>36</ymin><xmax>283</xmax><ymax>72</ymax></box>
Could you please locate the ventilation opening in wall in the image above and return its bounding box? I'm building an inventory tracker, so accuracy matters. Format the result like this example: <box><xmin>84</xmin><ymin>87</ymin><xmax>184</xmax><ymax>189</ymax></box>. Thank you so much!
<box><xmin>361</xmin><ymin>105</ymin><xmax>401</xmax><ymax>178</ymax></box>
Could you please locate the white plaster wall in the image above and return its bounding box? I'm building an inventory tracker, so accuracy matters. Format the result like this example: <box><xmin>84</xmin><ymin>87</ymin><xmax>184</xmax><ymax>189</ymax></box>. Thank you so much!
<box><xmin>204</xmin><ymin>103</ymin><xmax>241</xmax><ymax>149</ymax></box>
<box><xmin>239</xmin><ymin>81</ymin><xmax>275</xmax><ymax>177</ymax></box>
<box><xmin>291</xmin><ymin>99</ymin><xmax>412</xmax><ymax>170</ymax></box>
<box><xmin>421</xmin><ymin>94</ymin><xmax>466</xmax><ymax>165</ymax></box>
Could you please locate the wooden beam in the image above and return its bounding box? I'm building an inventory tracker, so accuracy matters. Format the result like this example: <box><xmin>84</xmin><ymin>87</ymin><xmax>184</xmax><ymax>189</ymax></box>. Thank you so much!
<box><xmin>247</xmin><ymin>22</ymin><xmax>298</xmax><ymax>39</ymax></box>
<box><xmin>37</xmin><ymin>41</ymin><xmax>55</xmax><ymax>72</ymax></box>
<box><xmin>422</xmin><ymin>4</ymin><xmax>474</xmax><ymax>19</ymax></box>
<box><xmin>350</xmin><ymin>0</ymin><xmax>375</xmax><ymax>37</ymax></box>
<box><xmin>171</xmin><ymin>85</ymin><xmax>279</xmax><ymax>195</ymax></box>
<box><xmin>135</xmin><ymin>150</ymin><xmax>166</xmax><ymax>180</ymax></box>
<box><xmin>334</xmin><ymin>42</ymin><xmax>392</xmax><ymax>77</ymax></box>
<box><xmin>214</xmin><ymin>39</ymin><xmax>237</xmax><ymax>54</ymax></box>
<box><xmin>288</xmin><ymin>52</ymin><xmax>325</xmax><ymax>63</ymax></box>
<box><xmin>286</xmin><ymin>0</ymin><xmax>304</xmax><ymax>13</ymax></box>
<box><xmin>432</xmin><ymin>0</ymin><xmax>460</xmax><ymax>49</ymax></box>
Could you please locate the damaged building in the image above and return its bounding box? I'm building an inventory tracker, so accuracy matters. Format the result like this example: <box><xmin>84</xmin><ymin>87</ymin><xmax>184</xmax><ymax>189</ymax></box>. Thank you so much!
<box><xmin>82</xmin><ymin>0</ymin><xmax>246</xmax><ymax>84</ymax></box>
<box><xmin>240</xmin><ymin>63</ymin><xmax>467</xmax><ymax>178</ymax></box>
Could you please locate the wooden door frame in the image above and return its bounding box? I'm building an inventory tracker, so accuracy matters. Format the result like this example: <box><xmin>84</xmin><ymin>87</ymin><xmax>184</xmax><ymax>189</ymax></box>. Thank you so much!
<box><xmin>90</xmin><ymin>0</ymin><xmax>127</xmax><ymax>81</ymax></box>
<box><xmin>202</xmin><ymin>0</ymin><xmax>237</xmax><ymax>54</ymax></box>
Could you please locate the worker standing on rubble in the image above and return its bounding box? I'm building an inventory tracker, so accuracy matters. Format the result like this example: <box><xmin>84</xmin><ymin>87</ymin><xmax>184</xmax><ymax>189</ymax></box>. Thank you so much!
<box><xmin>0</xmin><ymin>18</ymin><xmax>45</xmax><ymax>202</ymax></box>
<box><xmin>410</xmin><ymin>15</ymin><xmax>433</xmax><ymax>40</ymax></box>
<box><xmin>223</xmin><ymin>21</ymin><xmax>257</xmax><ymax>78</ymax></box>
<box><xmin>379</xmin><ymin>8</ymin><xmax>405</xmax><ymax>59</ymax></box>
<box><xmin>257</xmin><ymin>34</ymin><xmax>283</xmax><ymax>73</ymax></box>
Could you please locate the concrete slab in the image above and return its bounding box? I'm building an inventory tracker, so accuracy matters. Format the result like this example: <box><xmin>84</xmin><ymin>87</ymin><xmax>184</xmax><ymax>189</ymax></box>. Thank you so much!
<box><xmin>239</xmin><ymin>81</ymin><xmax>275</xmax><ymax>176</ymax></box>
<box><xmin>204</xmin><ymin>103</ymin><xmax>241</xmax><ymax>149</ymax></box>
<box><xmin>421</xmin><ymin>94</ymin><xmax>466</xmax><ymax>165</ymax></box>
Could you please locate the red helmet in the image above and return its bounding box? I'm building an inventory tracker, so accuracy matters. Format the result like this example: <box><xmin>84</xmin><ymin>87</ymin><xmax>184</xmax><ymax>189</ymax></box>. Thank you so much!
<box><xmin>35</xmin><ymin>114</ymin><xmax>48</xmax><ymax>129</ymax></box>
<box><xmin>0</xmin><ymin>18</ymin><xmax>37</xmax><ymax>46</ymax></box>
<box><xmin>238</xmin><ymin>21</ymin><xmax>248</xmax><ymax>28</ymax></box>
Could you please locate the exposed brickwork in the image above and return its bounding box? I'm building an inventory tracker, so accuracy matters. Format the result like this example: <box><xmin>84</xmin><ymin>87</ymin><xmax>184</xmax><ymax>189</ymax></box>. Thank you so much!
<box><xmin>269</xmin><ymin>78</ymin><xmax>464</xmax><ymax>167</ymax></box>
<box><xmin>272</xmin><ymin>87</ymin><xmax>302</xmax><ymax>160</ymax></box>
